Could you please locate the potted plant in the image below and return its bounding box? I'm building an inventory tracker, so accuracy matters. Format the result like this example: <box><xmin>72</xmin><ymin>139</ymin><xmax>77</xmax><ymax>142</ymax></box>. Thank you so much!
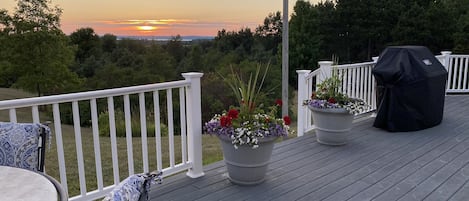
<box><xmin>204</xmin><ymin>64</ymin><xmax>290</xmax><ymax>185</ymax></box>
<box><xmin>304</xmin><ymin>75</ymin><xmax>368</xmax><ymax>145</ymax></box>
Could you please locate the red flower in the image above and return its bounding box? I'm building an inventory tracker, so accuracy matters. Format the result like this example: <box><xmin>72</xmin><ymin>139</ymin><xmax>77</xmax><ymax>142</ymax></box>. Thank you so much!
<box><xmin>328</xmin><ymin>97</ymin><xmax>337</xmax><ymax>104</ymax></box>
<box><xmin>311</xmin><ymin>92</ymin><xmax>316</xmax><ymax>99</ymax></box>
<box><xmin>228</xmin><ymin>109</ymin><xmax>239</xmax><ymax>119</ymax></box>
<box><xmin>275</xmin><ymin>99</ymin><xmax>283</xmax><ymax>106</ymax></box>
<box><xmin>283</xmin><ymin>116</ymin><xmax>291</xmax><ymax>125</ymax></box>
<box><xmin>220</xmin><ymin>115</ymin><xmax>232</xmax><ymax>127</ymax></box>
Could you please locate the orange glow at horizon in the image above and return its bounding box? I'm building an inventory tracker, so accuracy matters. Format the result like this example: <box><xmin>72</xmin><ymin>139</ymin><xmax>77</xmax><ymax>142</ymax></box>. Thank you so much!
<box><xmin>60</xmin><ymin>18</ymin><xmax>253</xmax><ymax>36</ymax></box>
<box><xmin>137</xmin><ymin>26</ymin><xmax>157</xmax><ymax>31</ymax></box>
<box><xmin>3</xmin><ymin>0</ymin><xmax>306</xmax><ymax>36</ymax></box>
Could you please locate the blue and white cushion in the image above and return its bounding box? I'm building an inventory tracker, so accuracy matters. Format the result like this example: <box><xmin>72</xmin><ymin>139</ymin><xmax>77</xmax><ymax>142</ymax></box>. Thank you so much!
<box><xmin>103</xmin><ymin>172</ymin><xmax>163</xmax><ymax>201</ymax></box>
<box><xmin>0</xmin><ymin>122</ymin><xmax>51</xmax><ymax>172</ymax></box>
<box><xmin>103</xmin><ymin>175</ymin><xmax>145</xmax><ymax>201</ymax></box>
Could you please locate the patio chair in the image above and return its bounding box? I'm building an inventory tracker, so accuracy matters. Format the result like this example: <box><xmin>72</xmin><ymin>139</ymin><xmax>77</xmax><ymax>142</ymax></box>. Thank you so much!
<box><xmin>0</xmin><ymin>122</ymin><xmax>51</xmax><ymax>172</ymax></box>
<box><xmin>103</xmin><ymin>171</ymin><xmax>163</xmax><ymax>201</ymax></box>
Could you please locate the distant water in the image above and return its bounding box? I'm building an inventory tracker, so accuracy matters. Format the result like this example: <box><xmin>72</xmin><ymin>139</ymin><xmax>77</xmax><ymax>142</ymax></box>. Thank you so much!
<box><xmin>116</xmin><ymin>35</ymin><xmax>214</xmax><ymax>41</ymax></box>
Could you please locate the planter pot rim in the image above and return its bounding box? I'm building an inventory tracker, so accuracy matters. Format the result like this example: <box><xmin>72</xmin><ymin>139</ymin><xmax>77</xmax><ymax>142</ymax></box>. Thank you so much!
<box><xmin>308</xmin><ymin>105</ymin><xmax>352</xmax><ymax>115</ymax></box>
<box><xmin>217</xmin><ymin>134</ymin><xmax>279</xmax><ymax>144</ymax></box>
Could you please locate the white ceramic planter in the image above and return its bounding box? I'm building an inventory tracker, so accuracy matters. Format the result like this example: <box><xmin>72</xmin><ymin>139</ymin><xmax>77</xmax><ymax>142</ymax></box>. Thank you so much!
<box><xmin>218</xmin><ymin>135</ymin><xmax>277</xmax><ymax>185</ymax></box>
<box><xmin>308</xmin><ymin>106</ymin><xmax>354</xmax><ymax>145</ymax></box>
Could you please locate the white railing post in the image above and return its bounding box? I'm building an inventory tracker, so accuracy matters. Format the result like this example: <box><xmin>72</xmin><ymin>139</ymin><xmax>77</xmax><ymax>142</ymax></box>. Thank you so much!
<box><xmin>441</xmin><ymin>51</ymin><xmax>452</xmax><ymax>71</ymax></box>
<box><xmin>372</xmin><ymin>56</ymin><xmax>379</xmax><ymax>63</ymax></box>
<box><xmin>297</xmin><ymin>70</ymin><xmax>311</xmax><ymax>137</ymax></box>
<box><xmin>182</xmin><ymin>72</ymin><xmax>205</xmax><ymax>178</ymax></box>
<box><xmin>318</xmin><ymin>61</ymin><xmax>334</xmax><ymax>83</ymax></box>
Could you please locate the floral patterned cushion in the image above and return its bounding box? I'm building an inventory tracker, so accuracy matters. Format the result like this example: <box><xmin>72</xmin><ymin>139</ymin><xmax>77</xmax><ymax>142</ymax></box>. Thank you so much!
<box><xmin>0</xmin><ymin>122</ymin><xmax>50</xmax><ymax>172</ymax></box>
<box><xmin>103</xmin><ymin>171</ymin><xmax>162</xmax><ymax>201</ymax></box>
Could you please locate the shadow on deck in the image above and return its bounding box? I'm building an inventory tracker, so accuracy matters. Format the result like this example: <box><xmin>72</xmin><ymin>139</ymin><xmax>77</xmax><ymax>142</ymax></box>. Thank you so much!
<box><xmin>149</xmin><ymin>95</ymin><xmax>469</xmax><ymax>201</ymax></box>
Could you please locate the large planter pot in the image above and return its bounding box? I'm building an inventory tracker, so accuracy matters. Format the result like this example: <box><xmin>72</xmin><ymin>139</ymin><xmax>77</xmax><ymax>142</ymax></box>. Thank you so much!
<box><xmin>308</xmin><ymin>106</ymin><xmax>354</xmax><ymax>145</ymax></box>
<box><xmin>218</xmin><ymin>135</ymin><xmax>278</xmax><ymax>185</ymax></box>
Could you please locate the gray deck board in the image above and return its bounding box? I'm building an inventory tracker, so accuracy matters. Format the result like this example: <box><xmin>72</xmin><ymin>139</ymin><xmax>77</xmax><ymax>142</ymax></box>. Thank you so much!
<box><xmin>149</xmin><ymin>95</ymin><xmax>469</xmax><ymax>201</ymax></box>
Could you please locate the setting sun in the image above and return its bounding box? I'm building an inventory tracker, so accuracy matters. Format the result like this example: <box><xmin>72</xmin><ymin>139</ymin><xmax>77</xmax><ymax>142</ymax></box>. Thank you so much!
<box><xmin>137</xmin><ymin>26</ymin><xmax>157</xmax><ymax>31</ymax></box>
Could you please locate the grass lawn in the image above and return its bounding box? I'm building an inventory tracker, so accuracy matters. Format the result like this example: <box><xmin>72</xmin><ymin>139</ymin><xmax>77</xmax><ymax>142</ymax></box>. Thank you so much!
<box><xmin>0</xmin><ymin>87</ymin><xmax>297</xmax><ymax>197</ymax></box>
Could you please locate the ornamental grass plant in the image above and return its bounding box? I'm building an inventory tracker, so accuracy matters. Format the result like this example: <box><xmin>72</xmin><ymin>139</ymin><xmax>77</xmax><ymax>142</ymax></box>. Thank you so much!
<box><xmin>204</xmin><ymin>63</ymin><xmax>290</xmax><ymax>149</ymax></box>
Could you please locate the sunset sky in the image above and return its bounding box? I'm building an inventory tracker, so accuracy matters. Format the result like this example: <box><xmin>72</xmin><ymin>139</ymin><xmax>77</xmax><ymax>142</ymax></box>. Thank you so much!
<box><xmin>2</xmin><ymin>0</ymin><xmax>317</xmax><ymax>37</ymax></box>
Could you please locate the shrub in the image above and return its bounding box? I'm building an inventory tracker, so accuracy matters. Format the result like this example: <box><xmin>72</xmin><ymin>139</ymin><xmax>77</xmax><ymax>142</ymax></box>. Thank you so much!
<box><xmin>98</xmin><ymin>110</ymin><xmax>168</xmax><ymax>137</ymax></box>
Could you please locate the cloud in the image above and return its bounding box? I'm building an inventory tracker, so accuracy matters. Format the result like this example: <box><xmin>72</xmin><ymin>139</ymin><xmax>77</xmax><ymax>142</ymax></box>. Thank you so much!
<box><xmin>99</xmin><ymin>19</ymin><xmax>255</xmax><ymax>27</ymax></box>
<box><xmin>62</xmin><ymin>18</ymin><xmax>260</xmax><ymax>36</ymax></box>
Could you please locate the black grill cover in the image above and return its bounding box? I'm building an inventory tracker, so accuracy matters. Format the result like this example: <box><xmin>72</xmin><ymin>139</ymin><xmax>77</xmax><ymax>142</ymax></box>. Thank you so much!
<box><xmin>372</xmin><ymin>46</ymin><xmax>448</xmax><ymax>132</ymax></box>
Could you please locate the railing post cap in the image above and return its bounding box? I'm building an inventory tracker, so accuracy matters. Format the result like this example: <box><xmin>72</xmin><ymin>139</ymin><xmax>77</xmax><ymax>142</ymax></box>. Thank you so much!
<box><xmin>296</xmin><ymin>70</ymin><xmax>311</xmax><ymax>74</ymax></box>
<box><xmin>372</xmin><ymin>56</ymin><xmax>379</xmax><ymax>62</ymax></box>
<box><xmin>318</xmin><ymin>61</ymin><xmax>333</xmax><ymax>65</ymax></box>
<box><xmin>441</xmin><ymin>51</ymin><xmax>452</xmax><ymax>55</ymax></box>
<box><xmin>182</xmin><ymin>72</ymin><xmax>204</xmax><ymax>78</ymax></box>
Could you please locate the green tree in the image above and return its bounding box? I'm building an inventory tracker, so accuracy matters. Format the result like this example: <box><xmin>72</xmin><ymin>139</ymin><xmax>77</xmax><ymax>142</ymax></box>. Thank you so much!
<box><xmin>143</xmin><ymin>44</ymin><xmax>176</xmax><ymax>81</ymax></box>
<box><xmin>164</xmin><ymin>35</ymin><xmax>185</xmax><ymax>63</ymax></box>
<box><xmin>102</xmin><ymin>34</ymin><xmax>117</xmax><ymax>53</ymax></box>
<box><xmin>289</xmin><ymin>1</ymin><xmax>321</xmax><ymax>84</ymax></box>
<box><xmin>255</xmin><ymin>11</ymin><xmax>282</xmax><ymax>54</ymax></box>
<box><xmin>69</xmin><ymin>27</ymin><xmax>102</xmax><ymax>77</ymax></box>
<box><xmin>215</xmin><ymin>28</ymin><xmax>254</xmax><ymax>55</ymax></box>
<box><xmin>446</xmin><ymin>0</ymin><xmax>469</xmax><ymax>53</ymax></box>
<box><xmin>69</xmin><ymin>27</ymin><xmax>101</xmax><ymax>63</ymax></box>
<box><xmin>453</xmin><ymin>13</ymin><xmax>469</xmax><ymax>53</ymax></box>
<box><xmin>0</xmin><ymin>0</ymin><xmax>81</xmax><ymax>96</ymax></box>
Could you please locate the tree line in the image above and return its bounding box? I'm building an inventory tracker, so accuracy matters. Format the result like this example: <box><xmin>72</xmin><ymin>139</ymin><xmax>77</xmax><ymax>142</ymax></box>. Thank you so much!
<box><xmin>1</xmin><ymin>0</ymin><xmax>468</xmax><ymax>124</ymax></box>
<box><xmin>289</xmin><ymin>0</ymin><xmax>469</xmax><ymax>83</ymax></box>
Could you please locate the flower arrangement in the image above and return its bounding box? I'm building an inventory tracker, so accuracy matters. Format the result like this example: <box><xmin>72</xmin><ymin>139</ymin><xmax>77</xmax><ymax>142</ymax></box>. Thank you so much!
<box><xmin>304</xmin><ymin>75</ymin><xmax>369</xmax><ymax>115</ymax></box>
<box><xmin>204</xmin><ymin>64</ymin><xmax>290</xmax><ymax>149</ymax></box>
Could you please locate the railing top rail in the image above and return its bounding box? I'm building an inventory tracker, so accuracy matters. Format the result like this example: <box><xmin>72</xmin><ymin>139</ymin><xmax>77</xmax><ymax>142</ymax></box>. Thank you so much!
<box><xmin>449</xmin><ymin>54</ymin><xmax>469</xmax><ymax>58</ymax></box>
<box><xmin>305</xmin><ymin>68</ymin><xmax>321</xmax><ymax>80</ymax></box>
<box><xmin>333</xmin><ymin>61</ymin><xmax>376</xmax><ymax>70</ymax></box>
<box><xmin>0</xmin><ymin>80</ymin><xmax>190</xmax><ymax>110</ymax></box>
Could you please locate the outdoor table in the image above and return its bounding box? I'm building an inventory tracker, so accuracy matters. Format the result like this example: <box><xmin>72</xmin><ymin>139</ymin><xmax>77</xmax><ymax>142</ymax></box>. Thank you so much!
<box><xmin>0</xmin><ymin>166</ymin><xmax>58</xmax><ymax>201</ymax></box>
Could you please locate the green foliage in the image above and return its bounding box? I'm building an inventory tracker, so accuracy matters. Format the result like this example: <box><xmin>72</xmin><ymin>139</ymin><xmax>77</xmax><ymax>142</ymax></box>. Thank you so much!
<box><xmin>143</xmin><ymin>44</ymin><xmax>177</xmax><ymax>81</ymax></box>
<box><xmin>289</xmin><ymin>1</ymin><xmax>322</xmax><ymax>85</ymax></box>
<box><xmin>0</xmin><ymin>0</ymin><xmax>82</xmax><ymax>96</ymax></box>
<box><xmin>289</xmin><ymin>0</ymin><xmax>468</xmax><ymax>71</ymax></box>
<box><xmin>201</xmin><ymin>73</ymin><xmax>236</xmax><ymax>123</ymax></box>
<box><xmin>59</xmin><ymin>102</ymin><xmax>92</xmax><ymax>126</ymax></box>
<box><xmin>255</xmin><ymin>11</ymin><xmax>283</xmax><ymax>54</ymax></box>
<box><xmin>98</xmin><ymin>110</ymin><xmax>168</xmax><ymax>137</ymax></box>
<box><xmin>69</xmin><ymin>27</ymin><xmax>102</xmax><ymax>64</ymax></box>
<box><xmin>164</xmin><ymin>35</ymin><xmax>186</xmax><ymax>63</ymax></box>
<box><xmin>101</xmin><ymin>34</ymin><xmax>117</xmax><ymax>53</ymax></box>
<box><xmin>222</xmin><ymin>63</ymin><xmax>271</xmax><ymax>117</ymax></box>
<box><xmin>453</xmin><ymin>13</ymin><xmax>469</xmax><ymax>53</ymax></box>
<box><xmin>215</xmin><ymin>28</ymin><xmax>255</xmax><ymax>55</ymax></box>
<box><xmin>314</xmin><ymin>75</ymin><xmax>348</xmax><ymax>103</ymax></box>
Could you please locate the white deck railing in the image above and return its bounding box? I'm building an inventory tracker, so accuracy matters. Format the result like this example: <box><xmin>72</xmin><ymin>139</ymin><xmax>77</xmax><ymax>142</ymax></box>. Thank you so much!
<box><xmin>439</xmin><ymin>52</ymin><xmax>469</xmax><ymax>93</ymax></box>
<box><xmin>297</xmin><ymin>52</ymin><xmax>469</xmax><ymax>137</ymax></box>
<box><xmin>0</xmin><ymin>72</ymin><xmax>204</xmax><ymax>201</ymax></box>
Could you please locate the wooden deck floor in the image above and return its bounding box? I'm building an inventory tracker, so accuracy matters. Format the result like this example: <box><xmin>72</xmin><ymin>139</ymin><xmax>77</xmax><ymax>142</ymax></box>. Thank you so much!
<box><xmin>149</xmin><ymin>95</ymin><xmax>469</xmax><ymax>201</ymax></box>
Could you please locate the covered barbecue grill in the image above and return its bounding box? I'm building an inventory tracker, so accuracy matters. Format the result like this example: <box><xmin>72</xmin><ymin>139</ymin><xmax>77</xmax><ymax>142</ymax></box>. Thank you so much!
<box><xmin>372</xmin><ymin>46</ymin><xmax>448</xmax><ymax>132</ymax></box>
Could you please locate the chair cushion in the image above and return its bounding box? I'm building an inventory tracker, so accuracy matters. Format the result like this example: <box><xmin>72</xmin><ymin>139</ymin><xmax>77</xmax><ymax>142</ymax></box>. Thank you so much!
<box><xmin>103</xmin><ymin>171</ymin><xmax>162</xmax><ymax>201</ymax></box>
<box><xmin>0</xmin><ymin>122</ymin><xmax>49</xmax><ymax>171</ymax></box>
<box><xmin>103</xmin><ymin>174</ymin><xmax>146</xmax><ymax>201</ymax></box>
